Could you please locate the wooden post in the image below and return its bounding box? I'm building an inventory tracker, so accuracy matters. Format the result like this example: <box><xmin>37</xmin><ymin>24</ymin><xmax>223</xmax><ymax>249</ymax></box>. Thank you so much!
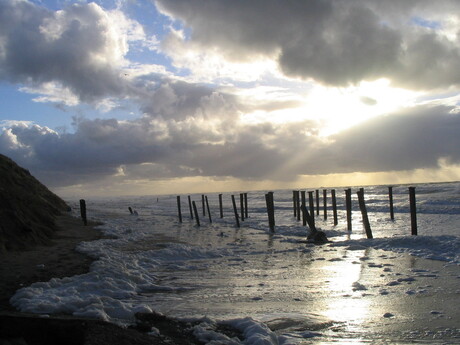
<box><xmin>219</xmin><ymin>194</ymin><xmax>223</xmax><ymax>218</ymax></box>
<box><xmin>265</xmin><ymin>192</ymin><xmax>275</xmax><ymax>232</ymax></box>
<box><xmin>331</xmin><ymin>189</ymin><xmax>338</xmax><ymax>226</ymax></box>
<box><xmin>128</xmin><ymin>206</ymin><xmax>133</xmax><ymax>215</ymax></box>
<box><xmin>323</xmin><ymin>189</ymin><xmax>327</xmax><ymax>220</ymax></box>
<box><xmin>205</xmin><ymin>195</ymin><xmax>212</xmax><ymax>223</ymax></box>
<box><xmin>201</xmin><ymin>194</ymin><xmax>206</xmax><ymax>216</ymax></box>
<box><xmin>265</xmin><ymin>193</ymin><xmax>271</xmax><ymax>231</ymax></box>
<box><xmin>240</xmin><ymin>193</ymin><xmax>245</xmax><ymax>221</ymax></box>
<box><xmin>188</xmin><ymin>195</ymin><xmax>194</xmax><ymax>219</ymax></box>
<box><xmin>244</xmin><ymin>193</ymin><xmax>248</xmax><ymax>219</ymax></box>
<box><xmin>301</xmin><ymin>191</ymin><xmax>307</xmax><ymax>226</ymax></box>
<box><xmin>296</xmin><ymin>191</ymin><xmax>301</xmax><ymax>221</ymax></box>
<box><xmin>301</xmin><ymin>204</ymin><xmax>317</xmax><ymax>232</ymax></box>
<box><xmin>315</xmin><ymin>190</ymin><xmax>320</xmax><ymax>216</ymax></box>
<box><xmin>231</xmin><ymin>195</ymin><xmax>240</xmax><ymax>228</ymax></box>
<box><xmin>409</xmin><ymin>187</ymin><xmax>417</xmax><ymax>235</ymax></box>
<box><xmin>345</xmin><ymin>188</ymin><xmax>352</xmax><ymax>231</ymax></box>
<box><xmin>192</xmin><ymin>201</ymin><xmax>200</xmax><ymax>226</ymax></box>
<box><xmin>79</xmin><ymin>199</ymin><xmax>87</xmax><ymax>226</ymax></box>
<box><xmin>308</xmin><ymin>191</ymin><xmax>315</xmax><ymax>227</ymax></box>
<box><xmin>292</xmin><ymin>191</ymin><xmax>297</xmax><ymax>217</ymax></box>
<box><xmin>388</xmin><ymin>186</ymin><xmax>395</xmax><ymax>221</ymax></box>
<box><xmin>176</xmin><ymin>196</ymin><xmax>182</xmax><ymax>223</ymax></box>
<box><xmin>357</xmin><ymin>189</ymin><xmax>373</xmax><ymax>239</ymax></box>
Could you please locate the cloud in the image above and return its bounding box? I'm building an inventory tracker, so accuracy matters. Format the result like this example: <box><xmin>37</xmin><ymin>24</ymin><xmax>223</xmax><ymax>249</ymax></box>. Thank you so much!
<box><xmin>0</xmin><ymin>1</ymin><xmax>145</xmax><ymax>105</ymax></box>
<box><xmin>1</xmin><ymin>101</ymin><xmax>458</xmax><ymax>189</ymax></box>
<box><xmin>155</xmin><ymin>0</ymin><xmax>460</xmax><ymax>89</ymax></box>
<box><xmin>302</xmin><ymin>104</ymin><xmax>460</xmax><ymax>174</ymax></box>
<box><xmin>139</xmin><ymin>79</ymin><xmax>242</xmax><ymax>121</ymax></box>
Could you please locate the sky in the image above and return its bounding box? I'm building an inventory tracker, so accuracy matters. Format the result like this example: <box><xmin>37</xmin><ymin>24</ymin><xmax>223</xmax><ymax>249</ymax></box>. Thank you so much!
<box><xmin>1</xmin><ymin>0</ymin><xmax>460</xmax><ymax>197</ymax></box>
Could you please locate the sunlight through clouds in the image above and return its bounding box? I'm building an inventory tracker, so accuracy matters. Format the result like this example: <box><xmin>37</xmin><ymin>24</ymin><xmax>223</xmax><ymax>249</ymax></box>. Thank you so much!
<box><xmin>0</xmin><ymin>0</ymin><xmax>460</xmax><ymax>195</ymax></box>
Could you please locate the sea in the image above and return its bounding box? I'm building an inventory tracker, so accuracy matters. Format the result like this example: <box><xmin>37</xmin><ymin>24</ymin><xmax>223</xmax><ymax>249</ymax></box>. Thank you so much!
<box><xmin>11</xmin><ymin>181</ymin><xmax>460</xmax><ymax>344</ymax></box>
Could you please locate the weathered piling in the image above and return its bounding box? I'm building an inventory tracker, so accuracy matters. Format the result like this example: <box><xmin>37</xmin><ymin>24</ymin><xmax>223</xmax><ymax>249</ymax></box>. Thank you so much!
<box><xmin>201</xmin><ymin>194</ymin><xmax>206</xmax><ymax>216</ymax></box>
<box><xmin>176</xmin><ymin>196</ymin><xmax>182</xmax><ymax>223</ymax></box>
<box><xmin>188</xmin><ymin>195</ymin><xmax>194</xmax><ymax>219</ymax></box>
<box><xmin>388</xmin><ymin>186</ymin><xmax>395</xmax><ymax>221</ymax></box>
<box><xmin>79</xmin><ymin>199</ymin><xmax>87</xmax><ymax>226</ymax></box>
<box><xmin>323</xmin><ymin>189</ymin><xmax>327</xmax><ymax>220</ymax></box>
<box><xmin>192</xmin><ymin>201</ymin><xmax>200</xmax><ymax>226</ymax></box>
<box><xmin>205</xmin><ymin>195</ymin><xmax>212</xmax><ymax>223</ymax></box>
<box><xmin>308</xmin><ymin>191</ymin><xmax>315</xmax><ymax>227</ymax></box>
<box><xmin>296</xmin><ymin>191</ymin><xmax>301</xmax><ymax>221</ymax></box>
<box><xmin>345</xmin><ymin>188</ymin><xmax>352</xmax><ymax>231</ymax></box>
<box><xmin>300</xmin><ymin>204</ymin><xmax>317</xmax><ymax>232</ymax></box>
<box><xmin>409</xmin><ymin>187</ymin><xmax>417</xmax><ymax>235</ymax></box>
<box><xmin>265</xmin><ymin>192</ymin><xmax>275</xmax><ymax>231</ymax></box>
<box><xmin>331</xmin><ymin>189</ymin><xmax>338</xmax><ymax>226</ymax></box>
<box><xmin>315</xmin><ymin>190</ymin><xmax>320</xmax><ymax>216</ymax></box>
<box><xmin>301</xmin><ymin>191</ymin><xmax>307</xmax><ymax>226</ymax></box>
<box><xmin>244</xmin><ymin>193</ymin><xmax>248</xmax><ymax>219</ymax></box>
<box><xmin>219</xmin><ymin>194</ymin><xmax>223</xmax><ymax>218</ymax></box>
<box><xmin>240</xmin><ymin>193</ymin><xmax>245</xmax><ymax>221</ymax></box>
<box><xmin>292</xmin><ymin>191</ymin><xmax>297</xmax><ymax>217</ymax></box>
<box><xmin>357</xmin><ymin>189</ymin><xmax>373</xmax><ymax>239</ymax></box>
<box><xmin>231</xmin><ymin>195</ymin><xmax>240</xmax><ymax>228</ymax></box>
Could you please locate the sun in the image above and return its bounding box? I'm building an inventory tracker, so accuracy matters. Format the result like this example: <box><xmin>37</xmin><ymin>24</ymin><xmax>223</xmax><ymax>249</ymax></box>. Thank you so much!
<box><xmin>239</xmin><ymin>79</ymin><xmax>421</xmax><ymax>137</ymax></box>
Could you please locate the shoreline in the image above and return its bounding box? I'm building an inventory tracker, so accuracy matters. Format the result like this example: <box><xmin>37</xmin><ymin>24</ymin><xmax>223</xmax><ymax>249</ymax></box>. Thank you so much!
<box><xmin>0</xmin><ymin>214</ymin><xmax>205</xmax><ymax>345</ymax></box>
<box><xmin>0</xmin><ymin>214</ymin><xmax>104</xmax><ymax>311</ymax></box>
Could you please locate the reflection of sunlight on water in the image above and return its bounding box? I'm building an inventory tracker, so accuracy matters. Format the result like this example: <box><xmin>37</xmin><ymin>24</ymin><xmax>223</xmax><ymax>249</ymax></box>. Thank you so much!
<box><xmin>322</xmin><ymin>249</ymin><xmax>371</xmax><ymax>329</ymax></box>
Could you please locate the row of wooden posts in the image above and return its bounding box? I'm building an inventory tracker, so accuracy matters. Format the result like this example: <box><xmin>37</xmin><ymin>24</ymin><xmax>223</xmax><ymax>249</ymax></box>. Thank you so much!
<box><xmin>176</xmin><ymin>186</ymin><xmax>419</xmax><ymax>238</ymax></box>
<box><xmin>79</xmin><ymin>186</ymin><xmax>418</xmax><ymax>239</ymax></box>
<box><xmin>177</xmin><ymin>193</ymin><xmax>251</xmax><ymax>228</ymax></box>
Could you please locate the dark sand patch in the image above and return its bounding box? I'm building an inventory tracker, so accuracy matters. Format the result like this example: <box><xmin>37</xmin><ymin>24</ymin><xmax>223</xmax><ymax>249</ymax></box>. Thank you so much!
<box><xmin>0</xmin><ymin>214</ymin><xmax>103</xmax><ymax>311</ymax></box>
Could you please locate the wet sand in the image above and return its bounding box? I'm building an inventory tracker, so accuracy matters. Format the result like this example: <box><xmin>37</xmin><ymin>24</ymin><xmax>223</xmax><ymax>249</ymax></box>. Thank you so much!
<box><xmin>0</xmin><ymin>215</ymin><xmax>206</xmax><ymax>345</ymax></box>
<box><xmin>0</xmin><ymin>214</ymin><xmax>104</xmax><ymax>310</ymax></box>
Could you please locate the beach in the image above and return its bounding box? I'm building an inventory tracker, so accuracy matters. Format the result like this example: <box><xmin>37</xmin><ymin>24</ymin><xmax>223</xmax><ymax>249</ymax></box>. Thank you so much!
<box><xmin>1</xmin><ymin>183</ymin><xmax>460</xmax><ymax>344</ymax></box>
<box><xmin>0</xmin><ymin>215</ymin><xmax>215</xmax><ymax>345</ymax></box>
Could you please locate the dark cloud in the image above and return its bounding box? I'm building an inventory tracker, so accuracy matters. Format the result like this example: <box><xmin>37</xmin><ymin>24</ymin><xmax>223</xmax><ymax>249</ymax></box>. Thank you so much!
<box><xmin>2</xmin><ymin>104</ymin><xmax>458</xmax><ymax>187</ymax></box>
<box><xmin>300</xmin><ymin>105</ymin><xmax>460</xmax><ymax>174</ymax></box>
<box><xmin>156</xmin><ymin>0</ymin><xmax>460</xmax><ymax>89</ymax></box>
<box><xmin>140</xmin><ymin>79</ymin><xmax>241</xmax><ymax>121</ymax></box>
